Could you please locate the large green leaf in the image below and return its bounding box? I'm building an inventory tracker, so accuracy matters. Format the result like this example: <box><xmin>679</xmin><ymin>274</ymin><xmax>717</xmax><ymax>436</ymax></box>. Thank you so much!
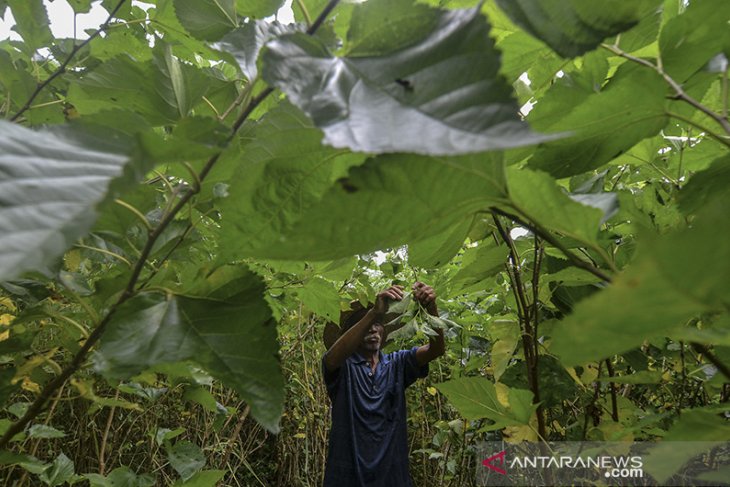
<box><xmin>496</xmin><ymin>30</ymin><xmax>563</xmax><ymax>85</ymax></box>
<box><xmin>235</xmin><ymin>0</ymin><xmax>284</xmax><ymax>18</ymax></box>
<box><xmin>495</xmin><ymin>0</ymin><xmax>661</xmax><ymax>58</ymax></box>
<box><xmin>173</xmin><ymin>0</ymin><xmax>238</xmax><ymax>41</ymax></box>
<box><xmin>153</xmin><ymin>43</ymin><xmax>210</xmax><ymax>118</ymax></box>
<box><xmin>216</xmin><ymin>102</ymin><xmax>366</xmax><ymax>262</ymax></box>
<box><xmin>527</xmin><ymin>64</ymin><xmax>668</xmax><ymax>178</ymax></box>
<box><xmin>449</xmin><ymin>242</ymin><xmax>508</xmax><ymax>295</ymax></box>
<box><xmin>152</xmin><ymin>0</ymin><xmax>229</xmax><ymax>62</ymax></box>
<box><xmin>68</xmin><ymin>50</ymin><xmax>211</xmax><ymax>125</ymax></box>
<box><xmin>228</xmin><ymin>151</ymin><xmax>507</xmax><ymax>261</ymax></box>
<box><xmin>0</xmin><ymin>122</ymin><xmax>130</xmax><ymax>281</ymax></box>
<box><xmin>93</xmin><ymin>269</ymin><xmax>284</xmax><ymax>431</ymax></box>
<box><xmin>262</xmin><ymin>3</ymin><xmax>554</xmax><ymax>155</ymax></box>
<box><xmin>659</xmin><ymin>0</ymin><xmax>730</xmax><ymax>82</ymax></box>
<box><xmin>67</xmin><ymin>56</ymin><xmax>179</xmax><ymax>125</ymax></box>
<box><xmin>67</xmin><ymin>0</ymin><xmax>92</xmax><ymax>14</ymax></box>
<box><xmin>505</xmin><ymin>167</ymin><xmax>606</xmax><ymax>247</ymax></box>
<box><xmin>166</xmin><ymin>441</ymin><xmax>205</xmax><ymax>481</ymax></box>
<box><xmin>7</xmin><ymin>0</ymin><xmax>52</xmax><ymax>51</ymax></box>
<box><xmin>216</xmin><ymin>21</ymin><xmax>298</xmax><ymax>82</ymax></box>
<box><xmin>297</xmin><ymin>277</ymin><xmax>341</xmax><ymax>322</ymax></box>
<box><xmin>408</xmin><ymin>217</ymin><xmax>473</xmax><ymax>269</ymax></box>
<box><xmin>436</xmin><ymin>377</ymin><xmax>535</xmax><ymax>427</ymax></box>
<box><xmin>679</xmin><ymin>155</ymin><xmax>730</xmax><ymax>216</ymax></box>
<box><xmin>550</xmin><ymin>195</ymin><xmax>730</xmax><ymax>365</ymax></box>
<box><xmin>89</xmin><ymin>27</ymin><xmax>153</xmax><ymax>62</ymax></box>
<box><xmin>38</xmin><ymin>453</ymin><xmax>75</xmax><ymax>487</ymax></box>
<box><xmin>85</xmin><ymin>467</ymin><xmax>155</xmax><ymax>487</ymax></box>
<box><xmin>345</xmin><ymin>0</ymin><xmax>440</xmax><ymax>56</ymax></box>
<box><xmin>172</xmin><ymin>470</ymin><xmax>225</xmax><ymax>487</ymax></box>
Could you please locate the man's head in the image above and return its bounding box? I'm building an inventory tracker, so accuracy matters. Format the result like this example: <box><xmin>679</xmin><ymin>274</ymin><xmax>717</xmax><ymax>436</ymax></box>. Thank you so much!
<box><xmin>341</xmin><ymin>306</ymin><xmax>385</xmax><ymax>353</ymax></box>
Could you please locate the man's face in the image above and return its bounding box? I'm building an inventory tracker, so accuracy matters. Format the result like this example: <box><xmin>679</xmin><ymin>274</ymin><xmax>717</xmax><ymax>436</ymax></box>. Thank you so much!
<box><xmin>361</xmin><ymin>322</ymin><xmax>385</xmax><ymax>352</ymax></box>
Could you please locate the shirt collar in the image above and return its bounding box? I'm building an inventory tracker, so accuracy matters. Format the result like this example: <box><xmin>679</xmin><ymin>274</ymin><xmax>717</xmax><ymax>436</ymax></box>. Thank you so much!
<box><xmin>351</xmin><ymin>350</ymin><xmax>388</xmax><ymax>365</ymax></box>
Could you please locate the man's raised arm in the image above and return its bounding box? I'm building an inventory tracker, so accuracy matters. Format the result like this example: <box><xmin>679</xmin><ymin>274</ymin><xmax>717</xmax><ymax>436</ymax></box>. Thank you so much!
<box><xmin>414</xmin><ymin>282</ymin><xmax>446</xmax><ymax>366</ymax></box>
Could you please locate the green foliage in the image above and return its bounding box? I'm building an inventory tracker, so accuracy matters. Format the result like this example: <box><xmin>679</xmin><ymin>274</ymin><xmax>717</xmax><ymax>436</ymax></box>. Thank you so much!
<box><xmin>93</xmin><ymin>268</ymin><xmax>284</xmax><ymax>431</ymax></box>
<box><xmin>551</xmin><ymin>194</ymin><xmax>729</xmax><ymax>364</ymax></box>
<box><xmin>526</xmin><ymin>64</ymin><xmax>668</xmax><ymax>177</ymax></box>
<box><xmin>6</xmin><ymin>0</ymin><xmax>52</xmax><ymax>51</ymax></box>
<box><xmin>0</xmin><ymin>0</ymin><xmax>729</xmax><ymax>483</ymax></box>
<box><xmin>263</xmin><ymin>1</ymin><xmax>553</xmax><ymax>154</ymax></box>
<box><xmin>658</xmin><ymin>0</ymin><xmax>730</xmax><ymax>82</ymax></box>
<box><xmin>174</xmin><ymin>0</ymin><xmax>238</xmax><ymax>41</ymax></box>
<box><xmin>435</xmin><ymin>377</ymin><xmax>537</xmax><ymax>428</ymax></box>
<box><xmin>0</xmin><ymin>122</ymin><xmax>131</xmax><ymax>280</ymax></box>
<box><xmin>495</xmin><ymin>0</ymin><xmax>661</xmax><ymax>58</ymax></box>
<box><xmin>85</xmin><ymin>467</ymin><xmax>156</xmax><ymax>487</ymax></box>
<box><xmin>233</xmin><ymin>153</ymin><xmax>507</xmax><ymax>260</ymax></box>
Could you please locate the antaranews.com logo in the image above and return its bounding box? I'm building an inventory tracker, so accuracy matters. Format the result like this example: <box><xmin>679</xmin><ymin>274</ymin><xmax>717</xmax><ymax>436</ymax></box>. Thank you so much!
<box><xmin>476</xmin><ymin>441</ymin><xmax>730</xmax><ymax>486</ymax></box>
<box><xmin>482</xmin><ymin>448</ymin><xmax>643</xmax><ymax>479</ymax></box>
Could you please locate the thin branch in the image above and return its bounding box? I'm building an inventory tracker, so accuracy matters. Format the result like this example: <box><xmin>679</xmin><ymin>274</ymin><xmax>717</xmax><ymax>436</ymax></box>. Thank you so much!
<box><xmin>604</xmin><ymin>358</ymin><xmax>619</xmax><ymax>422</ymax></box>
<box><xmin>602</xmin><ymin>43</ymin><xmax>730</xmax><ymax>136</ymax></box>
<box><xmin>98</xmin><ymin>390</ymin><xmax>120</xmax><ymax>475</ymax></box>
<box><xmin>583</xmin><ymin>362</ymin><xmax>603</xmax><ymax>439</ymax></box>
<box><xmin>531</xmin><ymin>236</ymin><xmax>544</xmax><ymax>358</ymax></box>
<box><xmin>493</xmin><ymin>215</ymin><xmax>546</xmax><ymax>440</ymax></box>
<box><xmin>722</xmin><ymin>64</ymin><xmax>729</xmax><ymax>119</ymax></box>
<box><xmin>0</xmin><ymin>0</ymin><xmax>342</xmax><ymax>450</ymax></box>
<box><xmin>114</xmin><ymin>198</ymin><xmax>151</xmax><ymax>231</ymax></box>
<box><xmin>666</xmin><ymin>111</ymin><xmax>730</xmax><ymax>149</ymax></box>
<box><xmin>307</xmin><ymin>0</ymin><xmax>340</xmax><ymax>35</ymax></box>
<box><xmin>73</xmin><ymin>243</ymin><xmax>132</xmax><ymax>267</ymax></box>
<box><xmin>295</xmin><ymin>0</ymin><xmax>313</xmax><ymax>26</ymax></box>
<box><xmin>490</xmin><ymin>207</ymin><xmax>613</xmax><ymax>283</ymax></box>
<box><xmin>10</xmin><ymin>0</ymin><xmax>129</xmax><ymax>122</ymax></box>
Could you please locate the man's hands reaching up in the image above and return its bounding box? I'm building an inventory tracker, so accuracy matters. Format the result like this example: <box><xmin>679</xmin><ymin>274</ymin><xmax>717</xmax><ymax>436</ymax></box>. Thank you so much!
<box><xmin>374</xmin><ymin>285</ymin><xmax>404</xmax><ymax>316</ymax></box>
<box><xmin>412</xmin><ymin>281</ymin><xmax>437</xmax><ymax>316</ymax></box>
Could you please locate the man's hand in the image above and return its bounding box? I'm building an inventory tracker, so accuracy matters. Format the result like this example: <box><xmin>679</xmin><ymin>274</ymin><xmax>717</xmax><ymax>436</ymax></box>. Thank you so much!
<box><xmin>414</xmin><ymin>282</ymin><xmax>445</xmax><ymax>366</ymax></box>
<box><xmin>374</xmin><ymin>284</ymin><xmax>404</xmax><ymax>316</ymax></box>
<box><xmin>412</xmin><ymin>282</ymin><xmax>437</xmax><ymax>316</ymax></box>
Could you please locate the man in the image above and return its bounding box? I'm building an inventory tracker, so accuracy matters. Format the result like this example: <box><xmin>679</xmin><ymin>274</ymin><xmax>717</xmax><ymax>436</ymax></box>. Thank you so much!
<box><xmin>322</xmin><ymin>282</ymin><xmax>446</xmax><ymax>486</ymax></box>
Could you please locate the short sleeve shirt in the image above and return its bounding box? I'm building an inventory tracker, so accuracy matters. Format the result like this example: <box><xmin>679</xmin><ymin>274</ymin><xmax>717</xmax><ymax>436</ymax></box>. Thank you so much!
<box><xmin>322</xmin><ymin>347</ymin><xmax>429</xmax><ymax>487</ymax></box>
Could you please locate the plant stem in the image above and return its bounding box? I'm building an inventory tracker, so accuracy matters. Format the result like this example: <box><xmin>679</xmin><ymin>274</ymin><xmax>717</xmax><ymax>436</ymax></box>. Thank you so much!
<box><xmin>0</xmin><ymin>0</ymin><xmax>342</xmax><ymax>450</ymax></box>
<box><xmin>722</xmin><ymin>64</ymin><xmax>729</xmax><ymax>119</ymax></box>
<box><xmin>604</xmin><ymin>358</ymin><xmax>619</xmax><ymax>422</ymax></box>
<box><xmin>98</xmin><ymin>390</ymin><xmax>120</xmax><ymax>475</ymax></box>
<box><xmin>490</xmin><ymin>207</ymin><xmax>613</xmax><ymax>283</ymax></box>
<box><xmin>583</xmin><ymin>362</ymin><xmax>603</xmax><ymax>439</ymax></box>
<box><xmin>602</xmin><ymin>43</ymin><xmax>730</xmax><ymax>136</ymax></box>
<box><xmin>10</xmin><ymin>0</ymin><xmax>128</xmax><ymax>122</ymax></box>
<box><xmin>493</xmin><ymin>215</ymin><xmax>547</xmax><ymax>441</ymax></box>
<box><xmin>665</xmin><ymin>111</ymin><xmax>730</xmax><ymax>149</ymax></box>
<box><xmin>531</xmin><ymin>236</ymin><xmax>544</xmax><ymax>360</ymax></box>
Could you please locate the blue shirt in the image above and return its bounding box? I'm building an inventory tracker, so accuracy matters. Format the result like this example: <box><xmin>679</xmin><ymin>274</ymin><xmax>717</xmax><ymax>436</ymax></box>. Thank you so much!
<box><xmin>322</xmin><ymin>347</ymin><xmax>429</xmax><ymax>487</ymax></box>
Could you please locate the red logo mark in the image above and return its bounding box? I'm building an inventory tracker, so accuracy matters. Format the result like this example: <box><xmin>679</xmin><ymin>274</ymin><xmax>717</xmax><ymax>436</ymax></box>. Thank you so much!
<box><xmin>482</xmin><ymin>450</ymin><xmax>507</xmax><ymax>475</ymax></box>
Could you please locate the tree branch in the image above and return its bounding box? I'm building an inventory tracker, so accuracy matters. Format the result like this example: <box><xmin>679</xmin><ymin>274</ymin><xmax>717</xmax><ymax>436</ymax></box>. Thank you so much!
<box><xmin>665</xmin><ymin>111</ymin><xmax>730</xmax><ymax>150</ymax></box>
<box><xmin>490</xmin><ymin>207</ymin><xmax>613</xmax><ymax>283</ymax></box>
<box><xmin>493</xmin><ymin>215</ymin><xmax>546</xmax><ymax>440</ymax></box>
<box><xmin>604</xmin><ymin>358</ymin><xmax>619</xmax><ymax>422</ymax></box>
<box><xmin>10</xmin><ymin>0</ymin><xmax>129</xmax><ymax>122</ymax></box>
<box><xmin>602</xmin><ymin>43</ymin><xmax>730</xmax><ymax>137</ymax></box>
<box><xmin>0</xmin><ymin>0</ymin><xmax>342</xmax><ymax>450</ymax></box>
